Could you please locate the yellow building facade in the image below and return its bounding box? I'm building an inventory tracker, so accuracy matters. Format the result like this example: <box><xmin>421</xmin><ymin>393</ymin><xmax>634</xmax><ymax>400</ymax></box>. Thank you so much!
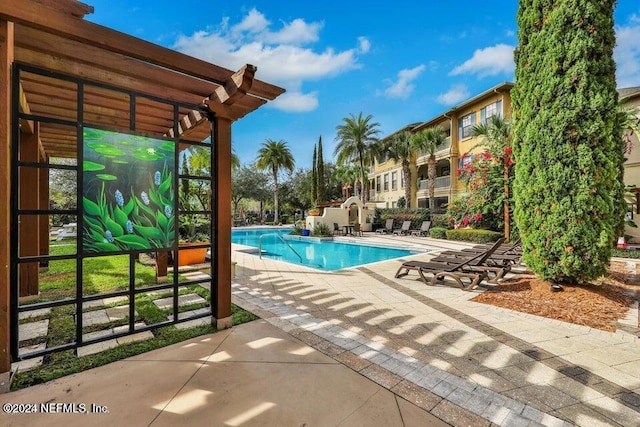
<box><xmin>369</xmin><ymin>82</ymin><xmax>513</xmax><ymax>211</ymax></box>
<box><xmin>620</xmin><ymin>87</ymin><xmax>640</xmax><ymax>239</ymax></box>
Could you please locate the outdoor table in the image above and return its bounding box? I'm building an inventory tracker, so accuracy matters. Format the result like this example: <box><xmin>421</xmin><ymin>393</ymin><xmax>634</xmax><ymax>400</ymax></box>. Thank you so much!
<box><xmin>342</xmin><ymin>225</ymin><xmax>354</xmax><ymax>235</ymax></box>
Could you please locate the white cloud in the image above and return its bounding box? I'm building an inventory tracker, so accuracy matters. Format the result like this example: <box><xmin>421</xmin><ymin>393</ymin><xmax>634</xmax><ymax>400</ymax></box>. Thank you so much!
<box><xmin>381</xmin><ymin>65</ymin><xmax>426</xmax><ymax>99</ymax></box>
<box><xmin>358</xmin><ymin>37</ymin><xmax>371</xmax><ymax>54</ymax></box>
<box><xmin>172</xmin><ymin>8</ymin><xmax>367</xmax><ymax>113</ymax></box>
<box><xmin>449</xmin><ymin>44</ymin><xmax>515</xmax><ymax>78</ymax></box>
<box><xmin>436</xmin><ymin>84</ymin><xmax>470</xmax><ymax>105</ymax></box>
<box><xmin>268</xmin><ymin>90</ymin><xmax>319</xmax><ymax>112</ymax></box>
<box><xmin>615</xmin><ymin>22</ymin><xmax>640</xmax><ymax>88</ymax></box>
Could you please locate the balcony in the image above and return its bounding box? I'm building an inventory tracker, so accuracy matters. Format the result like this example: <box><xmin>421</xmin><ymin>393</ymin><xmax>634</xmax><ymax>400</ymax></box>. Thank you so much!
<box><xmin>418</xmin><ymin>175</ymin><xmax>451</xmax><ymax>191</ymax></box>
<box><xmin>418</xmin><ymin>136</ymin><xmax>451</xmax><ymax>158</ymax></box>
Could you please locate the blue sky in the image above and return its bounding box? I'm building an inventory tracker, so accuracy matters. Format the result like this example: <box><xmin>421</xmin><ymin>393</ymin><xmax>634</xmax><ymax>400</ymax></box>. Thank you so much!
<box><xmin>86</xmin><ymin>1</ymin><xmax>640</xmax><ymax>169</ymax></box>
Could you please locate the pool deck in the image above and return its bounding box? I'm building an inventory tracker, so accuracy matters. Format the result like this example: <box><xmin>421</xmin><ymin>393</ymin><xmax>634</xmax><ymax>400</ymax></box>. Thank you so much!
<box><xmin>230</xmin><ymin>233</ymin><xmax>640</xmax><ymax>426</ymax></box>
<box><xmin>2</xmin><ymin>233</ymin><xmax>639</xmax><ymax>426</ymax></box>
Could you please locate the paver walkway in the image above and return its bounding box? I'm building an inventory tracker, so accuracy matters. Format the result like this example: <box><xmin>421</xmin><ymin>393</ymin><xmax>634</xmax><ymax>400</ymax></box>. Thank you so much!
<box><xmin>231</xmin><ymin>234</ymin><xmax>640</xmax><ymax>427</ymax></box>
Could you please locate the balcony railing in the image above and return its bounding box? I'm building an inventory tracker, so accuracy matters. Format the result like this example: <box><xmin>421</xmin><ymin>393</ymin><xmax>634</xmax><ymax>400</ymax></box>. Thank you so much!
<box><xmin>418</xmin><ymin>175</ymin><xmax>451</xmax><ymax>191</ymax></box>
<box><xmin>418</xmin><ymin>136</ymin><xmax>451</xmax><ymax>158</ymax></box>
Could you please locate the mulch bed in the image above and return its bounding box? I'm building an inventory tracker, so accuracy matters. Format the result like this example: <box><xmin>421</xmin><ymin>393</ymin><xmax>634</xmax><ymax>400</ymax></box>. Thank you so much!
<box><xmin>472</xmin><ymin>261</ymin><xmax>640</xmax><ymax>332</ymax></box>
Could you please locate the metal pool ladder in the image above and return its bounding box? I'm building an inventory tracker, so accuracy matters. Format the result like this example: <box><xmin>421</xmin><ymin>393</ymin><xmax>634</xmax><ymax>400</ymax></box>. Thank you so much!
<box><xmin>258</xmin><ymin>233</ymin><xmax>303</xmax><ymax>262</ymax></box>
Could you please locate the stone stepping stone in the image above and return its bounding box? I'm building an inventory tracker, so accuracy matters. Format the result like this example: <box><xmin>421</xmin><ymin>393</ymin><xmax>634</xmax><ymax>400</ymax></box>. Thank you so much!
<box><xmin>19</xmin><ymin>319</ymin><xmax>49</xmax><ymax>342</ymax></box>
<box><xmin>82</xmin><ymin>309</ymin><xmax>110</xmax><ymax>327</ymax></box>
<box><xmin>18</xmin><ymin>307</ymin><xmax>51</xmax><ymax>321</ymax></box>
<box><xmin>153</xmin><ymin>293</ymin><xmax>206</xmax><ymax>310</ymax></box>
<box><xmin>13</xmin><ymin>343</ymin><xmax>46</xmax><ymax>371</ymax></box>
<box><xmin>77</xmin><ymin>339</ymin><xmax>119</xmax><ymax>357</ymax></box>
<box><xmin>167</xmin><ymin>307</ymin><xmax>210</xmax><ymax>322</ymax></box>
<box><xmin>106</xmin><ymin>305</ymin><xmax>137</xmax><ymax>322</ymax></box>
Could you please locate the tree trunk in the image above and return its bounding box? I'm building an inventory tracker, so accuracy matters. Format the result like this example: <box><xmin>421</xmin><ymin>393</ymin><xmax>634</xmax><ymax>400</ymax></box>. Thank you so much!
<box><xmin>428</xmin><ymin>155</ymin><xmax>436</xmax><ymax>216</ymax></box>
<box><xmin>273</xmin><ymin>168</ymin><xmax>279</xmax><ymax>224</ymax></box>
<box><xmin>403</xmin><ymin>161</ymin><xmax>411</xmax><ymax>208</ymax></box>
<box><xmin>504</xmin><ymin>164</ymin><xmax>510</xmax><ymax>242</ymax></box>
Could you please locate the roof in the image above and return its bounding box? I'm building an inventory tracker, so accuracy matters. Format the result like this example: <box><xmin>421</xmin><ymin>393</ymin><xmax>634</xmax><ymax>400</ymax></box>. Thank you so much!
<box><xmin>618</xmin><ymin>87</ymin><xmax>640</xmax><ymax>101</ymax></box>
<box><xmin>3</xmin><ymin>0</ymin><xmax>285</xmax><ymax>158</ymax></box>
<box><xmin>414</xmin><ymin>82</ymin><xmax>514</xmax><ymax>131</ymax></box>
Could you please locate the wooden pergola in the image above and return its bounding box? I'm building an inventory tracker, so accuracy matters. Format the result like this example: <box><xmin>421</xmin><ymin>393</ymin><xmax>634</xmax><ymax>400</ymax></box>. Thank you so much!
<box><xmin>0</xmin><ymin>0</ymin><xmax>284</xmax><ymax>379</ymax></box>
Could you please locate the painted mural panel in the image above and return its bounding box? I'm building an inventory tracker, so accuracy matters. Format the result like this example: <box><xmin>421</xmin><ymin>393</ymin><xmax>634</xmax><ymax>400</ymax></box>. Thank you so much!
<box><xmin>82</xmin><ymin>128</ymin><xmax>176</xmax><ymax>253</ymax></box>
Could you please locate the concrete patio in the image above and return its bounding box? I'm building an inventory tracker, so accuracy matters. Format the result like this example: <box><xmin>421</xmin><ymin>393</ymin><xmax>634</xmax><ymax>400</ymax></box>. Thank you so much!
<box><xmin>1</xmin><ymin>233</ymin><xmax>639</xmax><ymax>426</ymax></box>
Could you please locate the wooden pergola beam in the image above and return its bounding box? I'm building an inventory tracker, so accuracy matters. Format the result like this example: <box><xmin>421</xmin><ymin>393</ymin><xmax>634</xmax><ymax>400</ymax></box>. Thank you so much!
<box><xmin>1</xmin><ymin>0</ymin><xmax>284</xmax><ymax>101</ymax></box>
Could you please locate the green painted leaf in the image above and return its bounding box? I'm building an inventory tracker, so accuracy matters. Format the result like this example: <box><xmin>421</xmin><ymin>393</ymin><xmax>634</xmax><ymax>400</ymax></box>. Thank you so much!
<box><xmin>157</xmin><ymin>211</ymin><xmax>168</xmax><ymax>231</ymax></box>
<box><xmin>135</xmin><ymin>197</ymin><xmax>156</xmax><ymax>218</ymax></box>
<box><xmin>133</xmin><ymin>224</ymin><xmax>164</xmax><ymax>241</ymax></box>
<box><xmin>84</xmin><ymin>215</ymin><xmax>101</xmax><ymax>229</ymax></box>
<box><xmin>148</xmin><ymin>188</ymin><xmax>162</xmax><ymax>208</ymax></box>
<box><xmin>123</xmin><ymin>197</ymin><xmax>135</xmax><ymax>216</ymax></box>
<box><xmin>96</xmin><ymin>174</ymin><xmax>118</xmax><ymax>181</ymax></box>
<box><xmin>94</xmin><ymin>242</ymin><xmax>120</xmax><ymax>252</ymax></box>
<box><xmin>83</xmin><ymin>197</ymin><xmax>101</xmax><ymax>216</ymax></box>
<box><xmin>105</xmin><ymin>217</ymin><xmax>124</xmax><ymax>237</ymax></box>
<box><xmin>158</xmin><ymin>174</ymin><xmax>172</xmax><ymax>195</ymax></box>
<box><xmin>83</xmin><ymin>161</ymin><xmax>105</xmax><ymax>172</ymax></box>
<box><xmin>113</xmin><ymin>207</ymin><xmax>129</xmax><ymax>228</ymax></box>
<box><xmin>115</xmin><ymin>234</ymin><xmax>149</xmax><ymax>250</ymax></box>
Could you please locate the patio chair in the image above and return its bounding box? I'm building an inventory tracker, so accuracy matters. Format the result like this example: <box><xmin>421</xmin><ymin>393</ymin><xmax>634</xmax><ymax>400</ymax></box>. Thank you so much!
<box><xmin>394</xmin><ymin>238</ymin><xmax>505</xmax><ymax>291</ymax></box>
<box><xmin>375</xmin><ymin>219</ymin><xmax>395</xmax><ymax>234</ymax></box>
<box><xmin>352</xmin><ymin>223</ymin><xmax>363</xmax><ymax>236</ymax></box>
<box><xmin>410</xmin><ymin>221</ymin><xmax>431</xmax><ymax>237</ymax></box>
<box><xmin>392</xmin><ymin>220</ymin><xmax>412</xmax><ymax>235</ymax></box>
<box><xmin>456</xmin><ymin>239</ymin><xmax>522</xmax><ymax>266</ymax></box>
<box><xmin>429</xmin><ymin>238</ymin><xmax>511</xmax><ymax>283</ymax></box>
<box><xmin>333</xmin><ymin>223</ymin><xmax>343</xmax><ymax>236</ymax></box>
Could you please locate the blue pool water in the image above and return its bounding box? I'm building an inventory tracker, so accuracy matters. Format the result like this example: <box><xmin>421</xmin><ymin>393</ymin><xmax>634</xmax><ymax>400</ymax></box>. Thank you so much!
<box><xmin>232</xmin><ymin>228</ymin><xmax>418</xmax><ymax>271</ymax></box>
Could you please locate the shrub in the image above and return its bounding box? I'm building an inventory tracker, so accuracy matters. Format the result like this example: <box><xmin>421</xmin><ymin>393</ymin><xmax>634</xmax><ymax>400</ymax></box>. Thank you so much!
<box><xmin>429</xmin><ymin>227</ymin><xmax>447</xmax><ymax>239</ymax></box>
<box><xmin>290</xmin><ymin>224</ymin><xmax>303</xmax><ymax>235</ymax></box>
<box><xmin>312</xmin><ymin>222</ymin><xmax>332</xmax><ymax>237</ymax></box>
<box><xmin>376</xmin><ymin>207</ymin><xmax>430</xmax><ymax>230</ymax></box>
<box><xmin>512</xmin><ymin>0</ymin><xmax>621</xmax><ymax>283</ymax></box>
<box><xmin>431</xmin><ymin>215</ymin><xmax>450</xmax><ymax>229</ymax></box>
<box><xmin>445</xmin><ymin>229</ymin><xmax>502</xmax><ymax>243</ymax></box>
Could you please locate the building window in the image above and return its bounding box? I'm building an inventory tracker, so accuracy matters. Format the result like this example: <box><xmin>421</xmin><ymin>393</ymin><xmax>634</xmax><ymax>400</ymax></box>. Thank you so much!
<box><xmin>481</xmin><ymin>100</ymin><xmax>502</xmax><ymax>124</ymax></box>
<box><xmin>401</xmin><ymin>172</ymin><xmax>405</xmax><ymax>188</ymax></box>
<box><xmin>391</xmin><ymin>171</ymin><xmax>397</xmax><ymax>190</ymax></box>
<box><xmin>458</xmin><ymin>112</ymin><xmax>476</xmax><ymax>139</ymax></box>
<box><xmin>376</xmin><ymin>176</ymin><xmax>381</xmax><ymax>192</ymax></box>
<box><xmin>383</xmin><ymin>173</ymin><xmax>389</xmax><ymax>191</ymax></box>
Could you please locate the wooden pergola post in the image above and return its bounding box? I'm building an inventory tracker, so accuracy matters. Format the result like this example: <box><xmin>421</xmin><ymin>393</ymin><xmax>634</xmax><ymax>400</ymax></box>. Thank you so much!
<box><xmin>213</xmin><ymin>117</ymin><xmax>232</xmax><ymax>328</ymax></box>
<box><xmin>0</xmin><ymin>19</ymin><xmax>13</xmax><ymax>385</ymax></box>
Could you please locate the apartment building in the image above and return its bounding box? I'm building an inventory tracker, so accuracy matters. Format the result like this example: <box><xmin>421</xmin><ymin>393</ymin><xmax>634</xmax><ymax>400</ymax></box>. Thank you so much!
<box><xmin>369</xmin><ymin>82</ymin><xmax>514</xmax><ymax>211</ymax></box>
<box><xmin>620</xmin><ymin>86</ymin><xmax>640</xmax><ymax>239</ymax></box>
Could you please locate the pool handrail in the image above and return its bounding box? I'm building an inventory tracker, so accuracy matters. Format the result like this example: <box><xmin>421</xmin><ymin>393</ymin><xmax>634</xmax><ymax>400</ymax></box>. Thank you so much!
<box><xmin>258</xmin><ymin>233</ymin><xmax>303</xmax><ymax>263</ymax></box>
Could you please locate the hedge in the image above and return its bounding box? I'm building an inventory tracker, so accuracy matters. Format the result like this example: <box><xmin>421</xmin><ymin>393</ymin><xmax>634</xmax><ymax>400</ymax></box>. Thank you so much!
<box><xmin>445</xmin><ymin>229</ymin><xmax>502</xmax><ymax>243</ymax></box>
<box><xmin>429</xmin><ymin>227</ymin><xmax>447</xmax><ymax>239</ymax></box>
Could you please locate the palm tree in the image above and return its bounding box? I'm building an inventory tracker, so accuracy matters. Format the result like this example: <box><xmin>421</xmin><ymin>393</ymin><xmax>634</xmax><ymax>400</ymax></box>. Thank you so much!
<box><xmin>334</xmin><ymin>164</ymin><xmax>360</xmax><ymax>199</ymax></box>
<box><xmin>384</xmin><ymin>131</ymin><xmax>415</xmax><ymax>208</ymax></box>
<box><xmin>255</xmin><ymin>139</ymin><xmax>295</xmax><ymax>224</ymax></box>
<box><xmin>334</xmin><ymin>113</ymin><xmax>381</xmax><ymax>203</ymax></box>
<box><xmin>415</xmin><ymin>127</ymin><xmax>447</xmax><ymax>215</ymax></box>
<box><xmin>471</xmin><ymin>115</ymin><xmax>512</xmax><ymax>240</ymax></box>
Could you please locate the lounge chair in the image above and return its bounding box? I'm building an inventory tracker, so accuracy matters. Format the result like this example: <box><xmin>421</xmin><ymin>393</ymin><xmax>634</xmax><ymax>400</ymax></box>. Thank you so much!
<box><xmin>430</xmin><ymin>238</ymin><xmax>511</xmax><ymax>283</ymax></box>
<box><xmin>456</xmin><ymin>239</ymin><xmax>522</xmax><ymax>266</ymax></box>
<box><xmin>394</xmin><ymin>238</ymin><xmax>505</xmax><ymax>291</ymax></box>
<box><xmin>410</xmin><ymin>221</ymin><xmax>431</xmax><ymax>237</ymax></box>
<box><xmin>392</xmin><ymin>220</ymin><xmax>412</xmax><ymax>235</ymax></box>
<box><xmin>375</xmin><ymin>219</ymin><xmax>395</xmax><ymax>234</ymax></box>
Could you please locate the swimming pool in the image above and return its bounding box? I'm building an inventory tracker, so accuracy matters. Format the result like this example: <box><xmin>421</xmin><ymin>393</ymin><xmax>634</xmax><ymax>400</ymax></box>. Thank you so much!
<box><xmin>232</xmin><ymin>228</ymin><xmax>423</xmax><ymax>271</ymax></box>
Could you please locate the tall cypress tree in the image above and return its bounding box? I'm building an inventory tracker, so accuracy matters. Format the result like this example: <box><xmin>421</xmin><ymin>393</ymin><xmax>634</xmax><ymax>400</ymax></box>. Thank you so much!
<box><xmin>317</xmin><ymin>136</ymin><xmax>325</xmax><ymax>203</ymax></box>
<box><xmin>311</xmin><ymin>145</ymin><xmax>318</xmax><ymax>206</ymax></box>
<box><xmin>512</xmin><ymin>0</ymin><xmax>621</xmax><ymax>283</ymax></box>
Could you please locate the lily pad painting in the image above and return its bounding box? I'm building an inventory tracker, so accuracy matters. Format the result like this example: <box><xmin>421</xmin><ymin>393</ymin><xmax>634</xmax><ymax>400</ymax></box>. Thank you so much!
<box><xmin>82</xmin><ymin>127</ymin><xmax>176</xmax><ymax>254</ymax></box>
